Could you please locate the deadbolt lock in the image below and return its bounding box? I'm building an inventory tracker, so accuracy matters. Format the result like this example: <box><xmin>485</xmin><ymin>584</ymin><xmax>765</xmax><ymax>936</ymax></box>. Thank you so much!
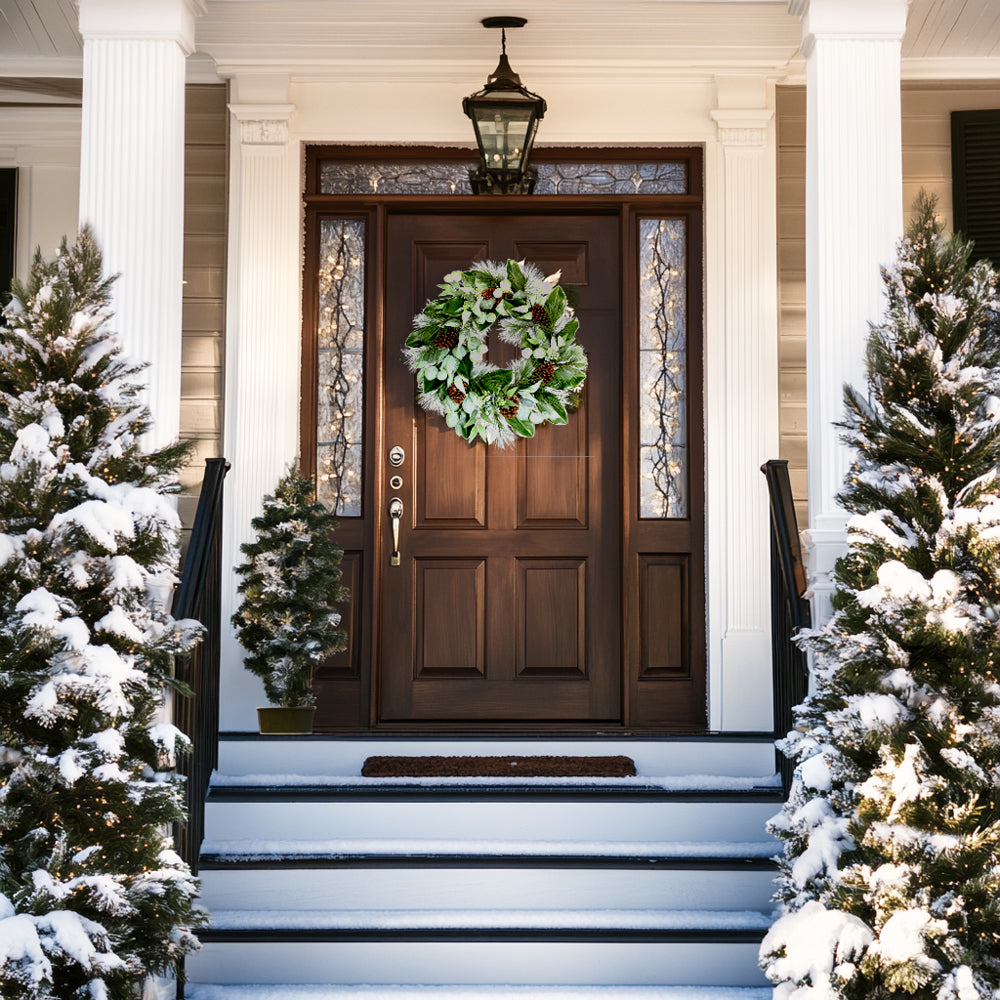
<box><xmin>389</xmin><ymin>474</ymin><xmax>403</xmax><ymax>490</ymax></box>
<box><xmin>388</xmin><ymin>445</ymin><xmax>405</xmax><ymax>467</ymax></box>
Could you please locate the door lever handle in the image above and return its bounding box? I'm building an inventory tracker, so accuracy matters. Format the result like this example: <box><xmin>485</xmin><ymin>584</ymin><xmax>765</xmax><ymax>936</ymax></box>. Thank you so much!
<box><xmin>389</xmin><ymin>497</ymin><xmax>403</xmax><ymax>566</ymax></box>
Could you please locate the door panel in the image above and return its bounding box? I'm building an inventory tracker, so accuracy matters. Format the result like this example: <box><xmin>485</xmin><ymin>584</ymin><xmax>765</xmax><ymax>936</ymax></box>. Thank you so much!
<box><xmin>380</xmin><ymin>213</ymin><xmax>621</xmax><ymax>723</ymax></box>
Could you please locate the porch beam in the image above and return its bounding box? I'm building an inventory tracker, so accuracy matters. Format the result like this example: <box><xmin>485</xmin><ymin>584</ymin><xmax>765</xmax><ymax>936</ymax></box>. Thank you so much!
<box><xmin>77</xmin><ymin>0</ymin><xmax>205</xmax><ymax>449</ymax></box>
<box><xmin>791</xmin><ymin>0</ymin><xmax>907</xmax><ymax>620</ymax></box>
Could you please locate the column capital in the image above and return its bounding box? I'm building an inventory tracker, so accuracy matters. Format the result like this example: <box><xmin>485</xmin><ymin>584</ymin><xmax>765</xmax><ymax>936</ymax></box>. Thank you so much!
<box><xmin>77</xmin><ymin>0</ymin><xmax>205</xmax><ymax>55</ymax></box>
<box><xmin>710</xmin><ymin>108</ymin><xmax>774</xmax><ymax>147</ymax></box>
<box><xmin>790</xmin><ymin>0</ymin><xmax>909</xmax><ymax>54</ymax></box>
<box><xmin>229</xmin><ymin>103</ymin><xmax>296</xmax><ymax>146</ymax></box>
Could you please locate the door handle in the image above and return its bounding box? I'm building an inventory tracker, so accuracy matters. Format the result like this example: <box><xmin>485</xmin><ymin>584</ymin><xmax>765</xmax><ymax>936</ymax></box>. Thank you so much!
<box><xmin>389</xmin><ymin>497</ymin><xmax>403</xmax><ymax>566</ymax></box>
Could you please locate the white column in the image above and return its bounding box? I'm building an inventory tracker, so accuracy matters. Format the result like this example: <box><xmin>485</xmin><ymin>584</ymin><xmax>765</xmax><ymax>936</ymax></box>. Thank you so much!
<box><xmin>792</xmin><ymin>0</ymin><xmax>907</xmax><ymax>618</ymax></box>
<box><xmin>220</xmin><ymin>96</ymin><xmax>299</xmax><ymax>729</ymax></box>
<box><xmin>708</xmin><ymin>77</ymin><xmax>779</xmax><ymax>730</ymax></box>
<box><xmin>77</xmin><ymin>0</ymin><xmax>203</xmax><ymax>449</ymax></box>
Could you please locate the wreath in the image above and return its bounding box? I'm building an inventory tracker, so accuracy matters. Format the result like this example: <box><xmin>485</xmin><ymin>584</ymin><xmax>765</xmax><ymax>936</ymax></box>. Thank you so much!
<box><xmin>403</xmin><ymin>259</ymin><xmax>587</xmax><ymax>447</ymax></box>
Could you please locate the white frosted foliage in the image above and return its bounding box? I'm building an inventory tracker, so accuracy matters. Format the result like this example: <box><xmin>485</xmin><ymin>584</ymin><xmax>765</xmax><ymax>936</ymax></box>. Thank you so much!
<box><xmin>0</xmin><ymin>232</ymin><xmax>205</xmax><ymax>998</ymax></box>
<box><xmin>762</xmin><ymin>204</ymin><xmax>1000</xmax><ymax>997</ymax></box>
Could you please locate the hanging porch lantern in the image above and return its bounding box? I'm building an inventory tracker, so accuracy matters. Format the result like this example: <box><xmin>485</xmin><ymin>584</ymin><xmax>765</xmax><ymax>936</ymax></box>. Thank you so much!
<box><xmin>463</xmin><ymin>17</ymin><xmax>546</xmax><ymax>195</ymax></box>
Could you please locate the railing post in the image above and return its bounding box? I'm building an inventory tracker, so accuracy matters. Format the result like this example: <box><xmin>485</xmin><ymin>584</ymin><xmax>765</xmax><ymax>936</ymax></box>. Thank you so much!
<box><xmin>173</xmin><ymin>457</ymin><xmax>230</xmax><ymax>872</ymax></box>
<box><xmin>761</xmin><ymin>460</ymin><xmax>811</xmax><ymax>792</ymax></box>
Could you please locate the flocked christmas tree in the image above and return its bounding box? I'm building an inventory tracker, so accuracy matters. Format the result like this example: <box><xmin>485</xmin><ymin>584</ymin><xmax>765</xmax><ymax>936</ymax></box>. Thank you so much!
<box><xmin>761</xmin><ymin>195</ymin><xmax>1000</xmax><ymax>999</ymax></box>
<box><xmin>0</xmin><ymin>231</ymin><xmax>206</xmax><ymax>999</ymax></box>
<box><xmin>232</xmin><ymin>467</ymin><xmax>347</xmax><ymax>709</ymax></box>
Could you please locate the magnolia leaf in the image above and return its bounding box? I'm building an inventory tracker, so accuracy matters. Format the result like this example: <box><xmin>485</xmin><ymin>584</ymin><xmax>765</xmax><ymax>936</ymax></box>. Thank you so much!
<box><xmin>507</xmin><ymin>259</ymin><xmax>527</xmax><ymax>291</ymax></box>
<box><xmin>544</xmin><ymin>286</ymin><xmax>567</xmax><ymax>323</ymax></box>
<box><xmin>509</xmin><ymin>416</ymin><xmax>535</xmax><ymax>438</ymax></box>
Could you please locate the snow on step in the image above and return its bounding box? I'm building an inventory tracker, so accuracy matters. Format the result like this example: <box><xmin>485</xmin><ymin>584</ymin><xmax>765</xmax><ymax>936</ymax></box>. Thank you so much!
<box><xmin>216</xmin><ymin>737</ymin><xmax>777</xmax><ymax>779</ymax></box>
<box><xmin>199</xmin><ymin>837</ymin><xmax>779</xmax><ymax>860</ymax></box>
<box><xmin>209</xmin><ymin>773</ymin><xmax>782</xmax><ymax>791</ymax></box>
<box><xmin>204</xmin><ymin>908</ymin><xmax>774</xmax><ymax>933</ymax></box>
<box><xmin>186</xmin><ymin>986</ymin><xmax>773</xmax><ymax>1000</ymax></box>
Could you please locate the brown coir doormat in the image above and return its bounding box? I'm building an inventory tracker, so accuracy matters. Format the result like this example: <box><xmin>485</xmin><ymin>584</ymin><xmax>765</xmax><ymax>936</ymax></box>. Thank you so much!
<box><xmin>360</xmin><ymin>755</ymin><xmax>637</xmax><ymax>778</ymax></box>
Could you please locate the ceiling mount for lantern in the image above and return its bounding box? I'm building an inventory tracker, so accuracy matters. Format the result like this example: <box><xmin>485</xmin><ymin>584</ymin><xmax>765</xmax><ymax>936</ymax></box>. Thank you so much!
<box><xmin>463</xmin><ymin>16</ymin><xmax>546</xmax><ymax>195</ymax></box>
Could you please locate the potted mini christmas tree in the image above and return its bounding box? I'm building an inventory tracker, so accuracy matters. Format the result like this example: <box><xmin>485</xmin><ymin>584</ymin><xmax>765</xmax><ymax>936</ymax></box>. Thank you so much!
<box><xmin>232</xmin><ymin>467</ymin><xmax>347</xmax><ymax>733</ymax></box>
<box><xmin>761</xmin><ymin>195</ymin><xmax>1000</xmax><ymax>998</ymax></box>
<box><xmin>0</xmin><ymin>231</ymin><xmax>206</xmax><ymax>999</ymax></box>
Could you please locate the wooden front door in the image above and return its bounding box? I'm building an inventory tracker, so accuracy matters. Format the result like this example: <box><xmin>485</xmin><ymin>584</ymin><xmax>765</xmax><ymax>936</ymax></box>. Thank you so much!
<box><xmin>379</xmin><ymin>213</ymin><xmax>622</xmax><ymax>723</ymax></box>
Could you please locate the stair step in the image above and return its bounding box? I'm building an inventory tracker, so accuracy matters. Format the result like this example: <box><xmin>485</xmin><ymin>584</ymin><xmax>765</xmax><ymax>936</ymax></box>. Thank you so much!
<box><xmin>185</xmin><ymin>939</ymin><xmax>769</xmax><ymax>987</ymax></box>
<box><xmin>203</xmin><ymin>798</ymin><xmax>779</xmax><ymax>843</ymax></box>
<box><xmin>198</xmin><ymin>864</ymin><xmax>776</xmax><ymax>913</ymax></box>
<box><xmin>216</xmin><ymin>735</ymin><xmax>778</xmax><ymax>780</ymax></box>
<box><xmin>186</xmin><ymin>986</ymin><xmax>773</xmax><ymax>1000</ymax></box>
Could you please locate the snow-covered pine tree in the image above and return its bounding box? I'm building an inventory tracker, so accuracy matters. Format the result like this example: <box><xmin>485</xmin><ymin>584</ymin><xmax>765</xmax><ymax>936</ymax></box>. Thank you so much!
<box><xmin>760</xmin><ymin>195</ymin><xmax>1000</xmax><ymax>999</ymax></box>
<box><xmin>232</xmin><ymin>467</ymin><xmax>347</xmax><ymax>708</ymax></box>
<box><xmin>0</xmin><ymin>231</ymin><xmax>205</xmax><ymax>1000</ymax></box>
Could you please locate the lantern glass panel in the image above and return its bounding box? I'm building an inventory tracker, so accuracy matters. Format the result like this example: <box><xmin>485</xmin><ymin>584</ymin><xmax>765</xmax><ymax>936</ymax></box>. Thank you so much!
<box><xmin>471</xmin><ymin>103</ymin><xmax>535</xmax><ymax>171</ymax></box>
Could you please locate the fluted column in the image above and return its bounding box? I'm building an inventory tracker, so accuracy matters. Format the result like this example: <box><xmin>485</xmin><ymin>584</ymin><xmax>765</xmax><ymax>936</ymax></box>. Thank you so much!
<box><xmin>792</xmin><ymin>0</ymin><xmax>907</xmax><ymax>619</ymax></box>
<box><xmin>709</xmin><ymin>79</ymin><xmax>778</xmax><ymax>730</ymax></box>
<box><xmin>220</xmin><ymin>100</ymin><xmax>298</xmax><ymax>728</ymax></box>
<box><xmin>77</xmin><ymin>0</ymin><xmax>203</xmax><ymax>449</ymax></box>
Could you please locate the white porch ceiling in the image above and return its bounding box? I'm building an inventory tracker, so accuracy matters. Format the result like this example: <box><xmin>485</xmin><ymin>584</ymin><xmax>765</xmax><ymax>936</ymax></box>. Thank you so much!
<box><xmin>1</xmin><ymin>0</ymin><xmax>999</xmax><ymax>86</ymax></box>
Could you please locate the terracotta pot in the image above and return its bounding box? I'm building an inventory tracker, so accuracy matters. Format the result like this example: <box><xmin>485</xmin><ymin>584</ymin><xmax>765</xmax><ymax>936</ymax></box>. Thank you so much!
<box><xmin>256</xmin><ymin>706</ymin><xmax>315</xmax><ymax>735</ymax></box>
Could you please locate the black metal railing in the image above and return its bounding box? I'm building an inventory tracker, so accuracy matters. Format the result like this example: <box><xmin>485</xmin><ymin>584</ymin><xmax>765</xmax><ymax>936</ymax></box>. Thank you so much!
<box><xmin>761</xmin><ymin>459</ymin><xmax>811</xmax><ymax>793</ymax></box>
<box><xmin>172</xmin><ymin>457</ymin><xmax>230</xmax><ymax>872</ymax></box>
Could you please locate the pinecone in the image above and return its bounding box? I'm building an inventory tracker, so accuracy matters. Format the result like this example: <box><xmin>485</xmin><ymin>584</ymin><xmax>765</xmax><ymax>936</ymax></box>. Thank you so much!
<box><xmin>531</xmin><ymin>303</ymin><xmax>551</xmax><ymax>327</ymax></box>
<box><xmin>434</xmin><ymin>328</ymin><xmax>459</xmax><ymax>350</ymax></box>
<box><xmin>533</xmin><ymin>360</ymin><xmax>556</xmax><ymax>384</ymax></box>
<box><xmin>447</xmin><ymin>384</ymin><xmax>466</xmax><ymax>405</ymax></box>
<box><xmin>499</xmin><ymin>396</ymin><xmax>520</xmax><ymax>420</ymax></box>
<box><xmin>482</xmin><ymin>287</ymin><xmax>495</xmax><ymax>299</ymax></box>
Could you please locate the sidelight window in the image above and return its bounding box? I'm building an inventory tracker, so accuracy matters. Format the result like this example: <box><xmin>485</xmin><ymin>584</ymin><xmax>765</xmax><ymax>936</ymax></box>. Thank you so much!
<box><xmin>639</xmin><ymin>217</ymin><xmax>688</xmax><ymax>519</ymax></box>
<box><xmin>316</xmin><ymin>218</ymin><xmax>365</xmax><ymax>517</ymax></box>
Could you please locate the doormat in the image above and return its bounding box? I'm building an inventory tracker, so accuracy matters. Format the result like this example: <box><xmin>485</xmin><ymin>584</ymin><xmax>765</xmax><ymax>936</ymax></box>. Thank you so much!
<box><xmin>360</xmin><ymin>755</ymin><xmax>637</xmax><ymax>778</ymax></box>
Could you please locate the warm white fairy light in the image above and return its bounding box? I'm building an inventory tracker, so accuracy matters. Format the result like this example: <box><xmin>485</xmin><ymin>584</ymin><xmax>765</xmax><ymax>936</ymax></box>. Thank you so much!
<box><xmin>316</xmin><ymin>219</ymin><xmax>365</xmax><ymax>517</ymax></box>
<box><xmin>639</xmin><ymin>217</ymin><xmax>687</xmax><ymax>518</ymax></box>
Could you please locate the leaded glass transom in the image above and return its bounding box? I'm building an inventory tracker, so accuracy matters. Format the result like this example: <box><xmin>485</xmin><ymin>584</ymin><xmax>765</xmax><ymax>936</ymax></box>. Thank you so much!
<box><xmin>319</xmin><ymin>159</ymin><xmax>687</xmax><ymax>196</ymax></box>
<box><xmin>639</xmin><ymin>218</ymin><xmax>687</xmax><ymax>519</ymax></box>
<box><xmin>316</xmin><ymin>218</ymin><xmax>365</xmax><ymax>517</ymax></box>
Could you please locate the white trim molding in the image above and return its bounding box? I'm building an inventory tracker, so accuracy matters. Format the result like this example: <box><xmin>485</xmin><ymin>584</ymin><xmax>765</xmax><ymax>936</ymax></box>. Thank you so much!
<box><xmin>220</xmin><ymin>98</ymin><xmax>301</xmax><ymax>726</ymax></box>
<box><xmin>78</xmin><ymin>0</ymin><xmax>205</xmax><ymax>54</ymax></box>
<box><xmin>706</xmin><ymin>76</ymin><xmax>779</xmax><ymax>731</ymax></box>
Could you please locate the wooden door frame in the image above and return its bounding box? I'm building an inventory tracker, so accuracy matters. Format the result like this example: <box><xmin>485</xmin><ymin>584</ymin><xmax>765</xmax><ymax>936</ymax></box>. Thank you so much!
<box><xmin>300</xmin><ymin>146</ymin><xmax>705</xmax><ymax>733</ymax></box>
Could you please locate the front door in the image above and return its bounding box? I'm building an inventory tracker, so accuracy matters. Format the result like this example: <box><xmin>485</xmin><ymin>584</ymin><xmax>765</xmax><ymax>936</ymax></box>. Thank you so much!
<box><xmin>379</xmin><ymin>213</ymin><xmax>622</xmax><ymax>723</ymax></box>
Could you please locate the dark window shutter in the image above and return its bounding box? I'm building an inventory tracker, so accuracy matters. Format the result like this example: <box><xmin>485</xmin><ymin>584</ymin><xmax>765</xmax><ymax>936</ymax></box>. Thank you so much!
<box><xmin>952</xmin><ymin>110</ymin><xmax>1000</xmax><ymax>265</ymax></box>
<box><xmin>0</xmin><ymin>168</ymin><xmax>15</xmax><ymax>311</ymax></box>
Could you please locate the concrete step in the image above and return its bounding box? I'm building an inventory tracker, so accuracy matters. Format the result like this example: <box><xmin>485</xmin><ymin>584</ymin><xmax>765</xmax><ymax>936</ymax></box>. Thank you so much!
<box><xmin>215</xmin><ymin>735</ymin><xmax>777</xmax><ymax>779</ymax></box>
<box><xmin>203</xmin><ymin>793</ymin><xmax>780</xmax><ymax>844</ymax></box>
<box><xmin>186</xmin><ymin>986</ymin><xmax>773</xmax><ymax>999</ymax></box>
<box><xmin>186</xmin><ymin>928</ymin><xmax>770</xmax><ymax>987</ymax></box>
<box><xmin>197</xmin><ymin>857</ymin><xmax>777</xmax><ymax>912</ymax></box>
